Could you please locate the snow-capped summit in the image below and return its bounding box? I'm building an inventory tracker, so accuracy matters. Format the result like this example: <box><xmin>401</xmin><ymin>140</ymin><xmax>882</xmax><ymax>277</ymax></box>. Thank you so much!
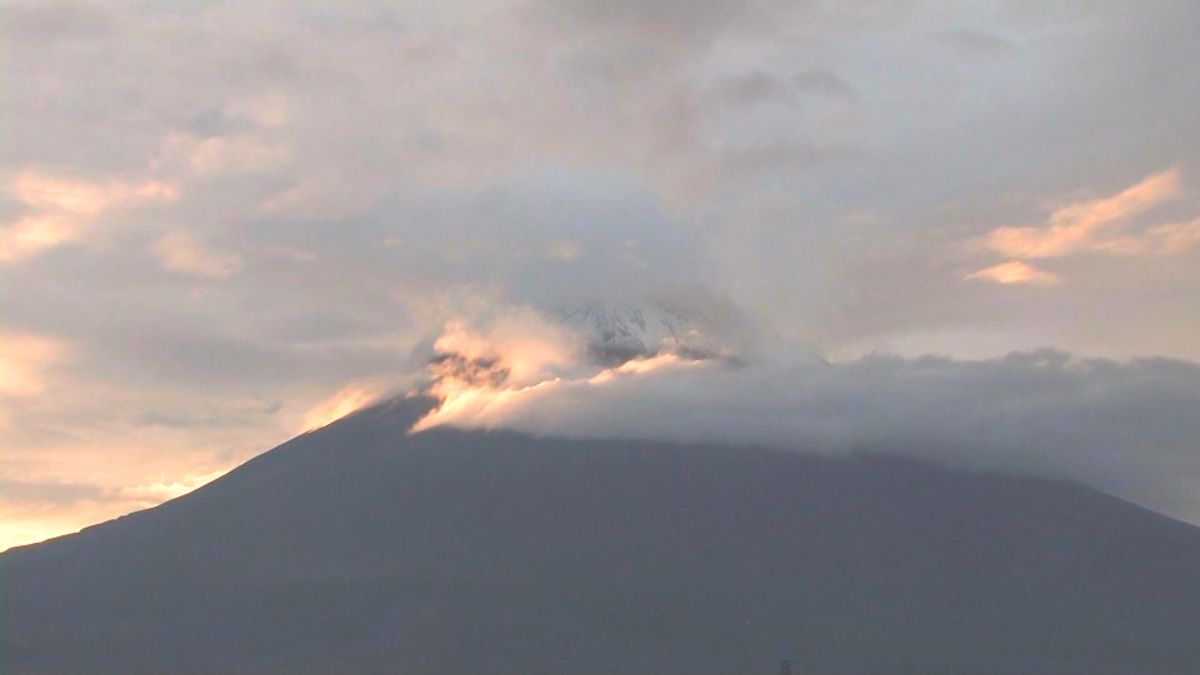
<box><xmin>553</xmin><ymin>301</ymin><xmax>731</xmax><ymax>365</ymax></box>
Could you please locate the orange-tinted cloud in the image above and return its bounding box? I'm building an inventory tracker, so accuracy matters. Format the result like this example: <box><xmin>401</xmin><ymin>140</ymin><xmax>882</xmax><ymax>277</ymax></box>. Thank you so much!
<box><xmin>411</xmin><ymin>313</ymin><xmax>712</xmax><ymax>433</ymax></box>
<box><xmin>0</xmin><ymin>387</ymin><xmax>287</xmax><ymax>550</ymax></box>
<box><xmin>0</xmin><ymin>333</ymin><xmax>67</xmax><ymax>397</ymax></box>
<box><xmin>300</xmin><ymin>385</ymin><xmax>380</xmax><ymax>432</ymax></box>
<box><xmin>982</xmin><ymin>169</ymin><xmax>1183</xmax><ymax>259</ymax></box>
<box><xmin>970</xmin><ymin>169</ymin><xmax>1200</xmax><ymax>285</ymax></box>
<box><xmin>0</xmin><ymin>215</ymin><xmax>76</xmax><ymax>263</ymax></box>
<box><xmin>154</xmin><ymin>230</ymin><xmax>242</xmax><ymax>279</ymax></box>
<box><xmin>1098</xmin><ymin>216</ymin><xmax>1200</xmax><ymax>256</ymax></box>
<box><xmin>965</xmin><ymin>260</ymin><xmax>1060</xmax><ymax>286</ymax></box>
<box><xmin>1</xmin><ymin>171</ymin><xmax>178</xmax><ymax>262</ymax></box>
<box><xmin>12</xmin><ymin>172</ymin><xmax>176</xmax><ymax>216</ymax></box>
<box><xmin>0</xmin><ymin>466</ymin><xmax>232</xmax><ymax>552</ymax></box>
<box><xmin>412</xmin><ymin>352</ymin><xmax>705</xmax><ymax>433</ymax></box>
<box><xmin>184</xmin><ymin>135</ymin><xmax>291</xmax><ymax>175</ymax></box>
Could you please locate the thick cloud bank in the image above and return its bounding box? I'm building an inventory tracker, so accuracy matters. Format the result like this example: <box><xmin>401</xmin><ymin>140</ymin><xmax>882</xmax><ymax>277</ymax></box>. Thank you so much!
<box><xmin>412</xmin><ymin>314</ymin><xmax>1200</xmax><ymax>522</ymax></box>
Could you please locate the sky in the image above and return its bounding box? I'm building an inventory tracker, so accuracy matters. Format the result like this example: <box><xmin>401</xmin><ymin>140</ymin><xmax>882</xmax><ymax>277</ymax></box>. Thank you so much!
<box><xmin>2</xmin><ymin>0</ymin><xmax>1200</xmax><ymax>550</ymax></box>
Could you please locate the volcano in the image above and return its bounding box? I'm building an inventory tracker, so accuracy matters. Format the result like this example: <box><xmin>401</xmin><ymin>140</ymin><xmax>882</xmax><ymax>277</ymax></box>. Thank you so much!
<box><xmin>4</xmin><ymin>396</ymin><xmax>1199</xmax><ymax>674</ymax></box>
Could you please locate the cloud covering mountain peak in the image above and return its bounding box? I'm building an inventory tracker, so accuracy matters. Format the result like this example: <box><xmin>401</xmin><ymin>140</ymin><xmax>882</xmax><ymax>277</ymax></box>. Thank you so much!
<box><xmin>354</xmin><ymin>300</ymin><xmax>1199</xmax><ymax>526</ymax></box>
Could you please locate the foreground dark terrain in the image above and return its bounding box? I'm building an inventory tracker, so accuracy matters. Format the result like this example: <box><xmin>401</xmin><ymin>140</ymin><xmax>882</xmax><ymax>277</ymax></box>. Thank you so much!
<box><xmin>4</xmin><ymin>397</ymin><xmax>1199</xmax><ymax>674</ymax></box>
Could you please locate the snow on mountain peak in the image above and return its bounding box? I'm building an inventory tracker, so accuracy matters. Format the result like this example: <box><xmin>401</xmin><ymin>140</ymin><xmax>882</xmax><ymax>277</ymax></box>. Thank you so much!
<box><xmin>552</xmin><ymin>301</ymin><xmax>733</xmax><ymax>365</ymax></box>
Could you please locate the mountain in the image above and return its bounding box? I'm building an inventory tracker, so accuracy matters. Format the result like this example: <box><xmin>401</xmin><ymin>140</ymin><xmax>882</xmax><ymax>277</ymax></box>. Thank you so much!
<box><xmin>4</xmin><ymin>396</ymin><xmax>1200</xmax><ymax>674</ymax></box>
<box><xmin>553</xmin><ymin>301</ymin><xmax>741</xmax><ymax>364</ymax></box>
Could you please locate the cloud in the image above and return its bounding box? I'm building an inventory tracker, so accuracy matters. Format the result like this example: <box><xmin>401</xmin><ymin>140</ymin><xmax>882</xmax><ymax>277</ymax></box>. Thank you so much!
<box><xmin>154</xmin><ymin>230</ymin><xmax>242</xmax><ymax>279</ymax></box>
<box><xmin>410</xmin><ymin>316</ymin><xmax>1200</xmax><ymax>522</ymax></box>
<box><xmin>546</xmin><ymin>239</ymin><xmax>582</xmax><ymax>260</ymax></box>
<box><xmin>134</xmin><ymin>399</ymin><xmax>283</xmax><ymax>430</ymax></box>
<box><xmin>712</xmin><ymin>69</ymin><xmax>859</xmax><ymax>108</ymax></box>
<box><xmin>0</xmin><ymin>215</ymin><xmax>76</xmax><ymax>263</ymax></box>
<box><xmin>0</xmin><ymin>470</ymin><xmax>225</xmax><ymax>552</ymax></box>
<box><xmin>935</xmin><ymin>29</ymin><xmax>1017</xmax><ymax>57</ymax></box>
<box><xmin>1101</xmin><ymin>217</ymin><xmax>1200</xmax><ymax>256</ymax></box>
<box><xmin>981</xmin><ymin>168</ymin><xmax>1186</xmax><ymax>259</ymax></box>
<box><xmin>163</xmin><ymin>133</ymin><xmax>292</xmax><ymax>176</ymax></box>
<box><xmin>1152</xmin><ymin>217</ymin><xmax>1200</xmax><ymax>253</ymax></box>
<box><xmin>712</xmin><ymin>71</ymin><xmax>792</xmax><ymax>107</ymax></box>
<box><xmin>791</xmin><ymin>69</ymin><xmax>859</xmax><ymax>102</ymax></box>
<box><xmin>424</xmin><ymin>311</ymin><xmax>585</xmax><ymax>388</ymax></box>
<box><xmin>1</xmin><ymin>0</ymin><xmax>116</xmax><ymax>45</ymax></box>
<box><xmin>968</xmin><ymin>168</ymin><xmax>1200</xmax><ymax>284</ymax></box>
<box><xmin>412</xmin><ymin>350</ymin><xmax>706</xmax><ymax>434</ymax></box>
<box><xmin>11</xmin><ymin>171</ymin><xmax>176</xmax><ymax>216</ymax></box>
<box><xmin>300</xmin><ymin>384</ymin><xmax>386</xmax><ymax>432</ymax></box>
<box><xmin>965</xmin><ymin>259</ymin><xmax>1060</xmax><ymax>286</ymax></box>
<box><xmin>534</xmin><ymin>0</ymin><xmax>773</xmax><ymax>49</ymax></box>
<box><xmin>405</xmin><ymin>301</ymin><xmax>758</xmax><ymax>433</ymax></box>
<box><xmin>1</xmin><ymin>171</ymin><xmax>177</xmax><ymax>261</ymax></box>
<box><xmin>117</xmin><ymin>470</ymin><xmax>227</xmax><ymax>503</ymax></box>
<box><xmin>0</xmin><ymin>333</ymin><xmax>67</xmax><ymax>397</ymax></box>
<box><xmin>719</xmin><ymin>140</ymin><xmax>859</xmax><ymax>172</ymax></box>
<box><xmin>0</xmin><ymin>379</ymin><xmax>297</xmax><ymax>550</ymax></box>
<box><xmin>0</xmin><ymin>491</ymin><xmax>112</xmax><ymax>553</ymax></box>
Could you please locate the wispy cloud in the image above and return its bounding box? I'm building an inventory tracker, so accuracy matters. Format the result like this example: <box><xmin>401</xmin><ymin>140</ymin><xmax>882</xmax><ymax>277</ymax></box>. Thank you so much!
<box><xmin>1</xmin><ymin>171</ymin><xmax>177</xmax><ymax>262</ymax></box>
<box><xmin>985</xmin><ymin>168</ymin><xmax>1182</xmax><ymax>258</ymax></box>
<box><xmin>299</xmin><ymin>385</ymin><xmax>381</xmax><ymax>432</ymax></box>
<box><xmin>792</xmin><ymin>69</ymin><xmax>859</xmax><ymax>102</ymax></box>
<box><xmin>154</xmin><ymin>230</ymin><xmax>242</xmax><ymax>280</ymax></box>
<box><xmin>0</xmin><ymin>333</ymin><xmax>67</xmax><ymax>398</ymax></box>
<box><xmin>1099</xmin><ymin>217</ymin><xmax>1200</xmax><ymax>256</ymax></box>
<box><xmin>11</xmin><ymin>172</ymin><xmax>174</xmax><ymax>215</ymax></box>
<box><xmin>0</xmin><ymin>215</ymin><xmax>76</xmax><ymax>263</ymax></box>
<box><xmin>935</xmin><ymin>29</ymin><xmax>1016</xmax><ymax>57</ymax></box>
<box><xmin>546</xmin><ymin>240</ymin><xmax>582</xmax><ymax>260</ymax></box>
<box><xmin>969</xmin><ymin>168</ymin><xmax>1198</xmax><ymax>283</ymax></box>
<box><xmin>965</xmin><ymin>260</ymin><xmax>1060</xmax><ymax>286</ymax></box>
<box><xmin>163</xmin><ymin>133</ymin><xmax>292</xmax><ymax>176</ymax></box>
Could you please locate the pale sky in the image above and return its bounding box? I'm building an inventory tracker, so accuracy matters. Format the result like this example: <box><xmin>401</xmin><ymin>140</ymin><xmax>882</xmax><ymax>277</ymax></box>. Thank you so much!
<box><xmin>3</xmin><ymin>0</ymin><xmax>1200</xmax><ymax>549</ymax></box>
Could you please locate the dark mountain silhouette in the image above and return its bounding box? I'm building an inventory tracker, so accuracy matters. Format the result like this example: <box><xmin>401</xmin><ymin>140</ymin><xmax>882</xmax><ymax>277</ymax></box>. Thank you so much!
<box><xmin>4</xmin><ymin>396</ymin><xmax>1200</xmax><ymax>674</ymax></box>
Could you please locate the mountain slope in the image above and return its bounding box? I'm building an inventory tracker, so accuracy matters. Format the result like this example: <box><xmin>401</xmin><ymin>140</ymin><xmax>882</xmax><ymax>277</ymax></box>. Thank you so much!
<box><xmin>4</xmin><ymin>396</ymin><xmax>1200</xmax><ymax>674</ymax></box>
